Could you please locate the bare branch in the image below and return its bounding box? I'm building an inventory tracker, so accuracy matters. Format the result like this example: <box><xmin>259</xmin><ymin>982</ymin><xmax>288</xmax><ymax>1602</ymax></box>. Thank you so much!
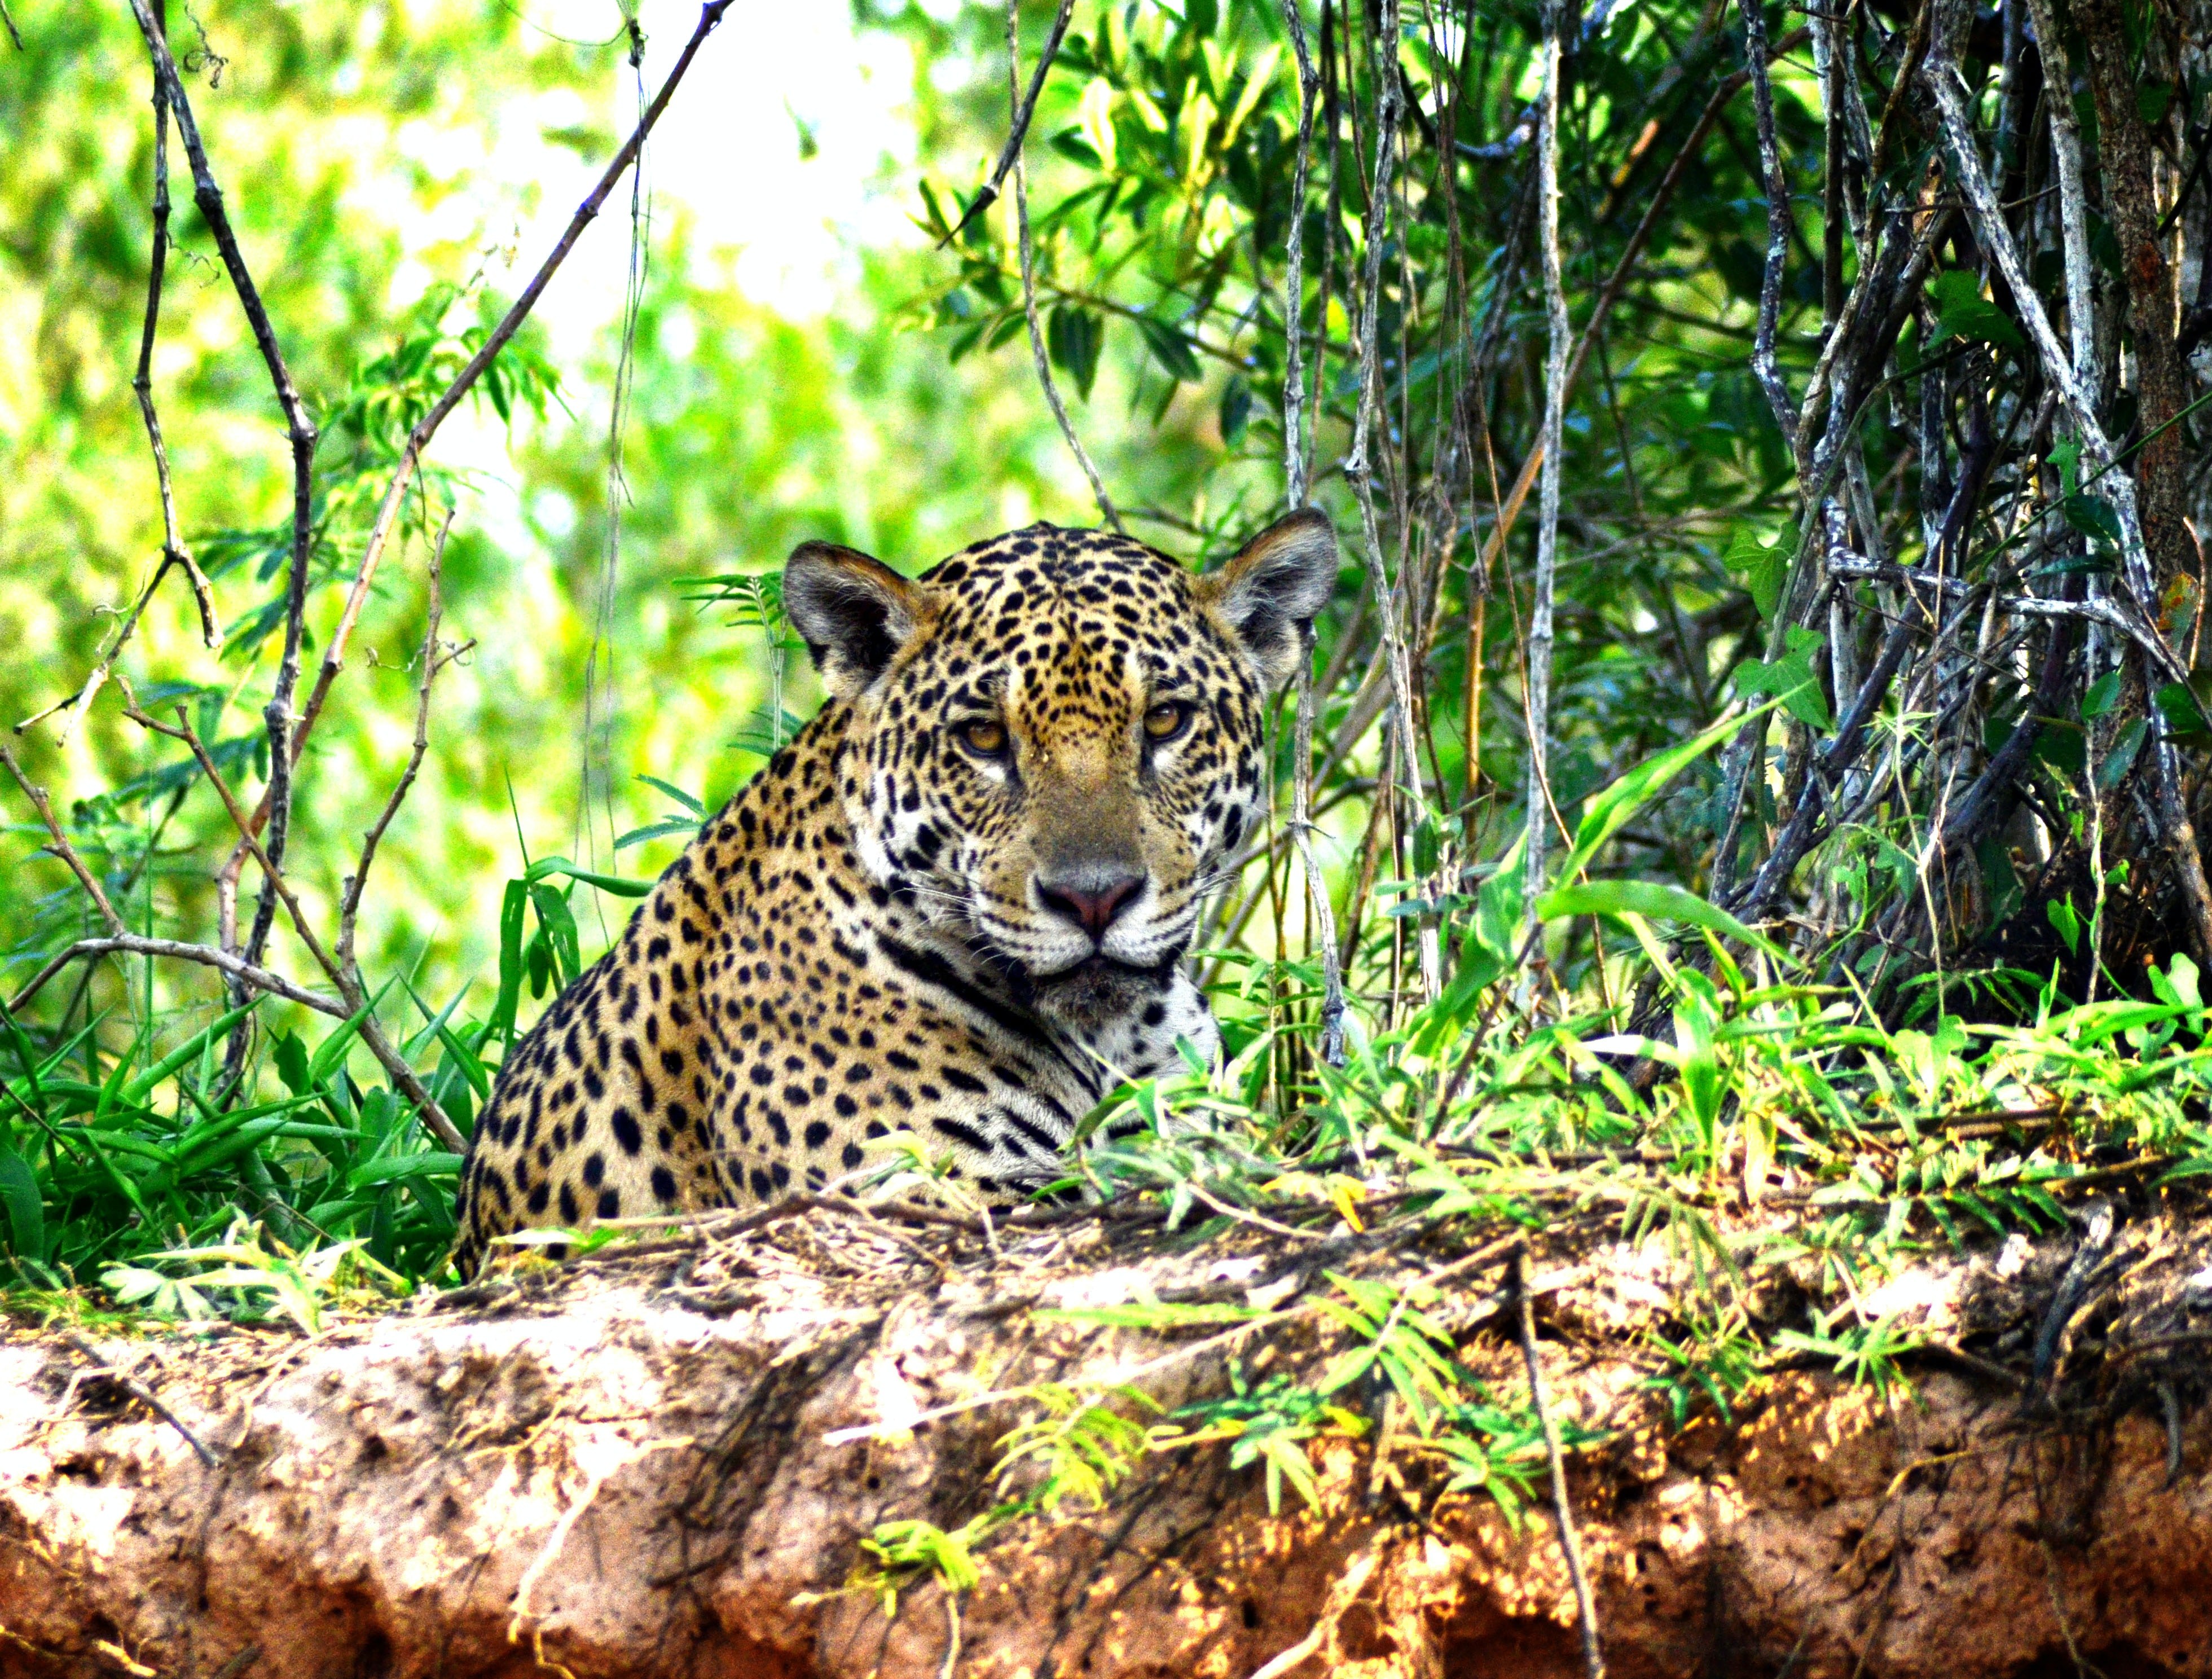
<box><xmin>0</xmin><ymin>742</ymin><xmax>126</xmax><ymax>935</ymax></box>
<box><xmin>1924</xmin><ymin>17</ymin><xmax>2212</xmax><ymax>963</ymax></box>
<box><xmin>16</xmin><ymin>3</ymin><xmax>219</xmax><ymax>742</ymax></box>
<box><xmin>116</xmin><ymin>679</ymin><xmax>344</xmax><ymax>992</ymax></box>
<box><xmin>338</xmin><ymin>516</ymin><xmax>456</xmax><ymax>974</ymax></box>
<box><xmin>1276</xmin><ymin>0</ymin><xmax>1321</xmax><ymax>511</ymax></box>
<box><xmin>1004</xmin><ymin>0</ymin><xmax>1120</xmax><ymax>532</ymax></box>
<box><xmin>121</xmin><ymin>0</ymin><xmax>319</xmax><ymax>973</ymax></box>
<box><xmin>7</xmin><ymin>937</ymin><xmax>344</xmax><ymax>1021</ymax></box>
<box><xmin>940</xmin><ymin>0</ymin><xmax>1076</xmax><ymax>248</ymax></box>
<box><xmin>109</xmin><ymin>679</ymin><xmax>468</xmax><ymax>1154</ymax></box>
<box><xmin>1735</xmin><ymin>0</ymin><xmax>1801</xmax><ymax>461</ymax></box>
<box><xmin>216</xmin><ymin>0</ymin><xmax>739</xmax><ymax>900</ymax></box>
<box><xmin>1340</xmin><ymin>0</ymin><xmax>1438</xmax><ymax>1003</ymax></box>
<box><xmin>1512</xmin><ymin>1244</ymin><xmax>1606</xmax><ymax>1679</ymax></box>
<box><xmin>1471</xmin><ymin>36</ymin><xmax>1806</xmax><ymax>582</ymax></box>
<box><xmin>1524</xmin><ymin>0</ymin><xmax>1568</xmax><ymax>938</ymax></box>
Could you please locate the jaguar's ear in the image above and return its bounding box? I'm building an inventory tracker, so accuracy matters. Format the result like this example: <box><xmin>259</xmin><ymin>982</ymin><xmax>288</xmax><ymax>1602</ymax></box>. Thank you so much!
<box><xmin>783</xmin><ymin>542</ymin><xmax>930</xmax><ymax>700</ymax></box>
<box><xmin>1199</xmin><ymin>508</ymin><xmax>1340</xmax><ymax>688</ymax></box>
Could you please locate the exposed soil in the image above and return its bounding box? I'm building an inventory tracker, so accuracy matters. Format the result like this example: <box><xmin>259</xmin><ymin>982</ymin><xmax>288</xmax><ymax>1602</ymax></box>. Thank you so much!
<box><xmin>3</xmin><ymin>1199</ymin><xmax>2211</xmax><ymax>1679</ymax></box>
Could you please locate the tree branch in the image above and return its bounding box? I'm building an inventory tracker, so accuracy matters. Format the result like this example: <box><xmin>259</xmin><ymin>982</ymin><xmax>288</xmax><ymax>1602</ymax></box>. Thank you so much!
<box><xmin>1004</xmin><ymin>0</ymin><xmax>1120</xmax><ymax>531</ymax></box>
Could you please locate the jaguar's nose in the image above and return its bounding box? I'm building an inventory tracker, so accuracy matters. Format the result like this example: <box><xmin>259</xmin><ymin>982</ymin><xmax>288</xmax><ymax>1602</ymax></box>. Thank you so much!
<box><xmin>1035</xmin><ymin>869</ymin><xmax>1145</xmax><ymax>942</ymax></box>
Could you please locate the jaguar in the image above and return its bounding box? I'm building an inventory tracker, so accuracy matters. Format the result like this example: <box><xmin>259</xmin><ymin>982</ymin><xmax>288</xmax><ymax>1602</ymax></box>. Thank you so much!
<box><xmin>451</xmin><ymin>509</ymin><xmax>1338</xmax><ymax>1274</ymax></box>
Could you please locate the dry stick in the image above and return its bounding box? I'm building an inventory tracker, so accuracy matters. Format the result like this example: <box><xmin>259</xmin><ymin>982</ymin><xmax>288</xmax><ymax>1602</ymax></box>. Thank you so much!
<box><xmin>1468</xmin><ymin>38</ymin><xmax>1803</xmax><ymax>584</ymax></box>
<box><xmin>2018</xmin><ymin>0</ymin><xmax>2098</xmax><ymax>395</ymax></box>
<box><xmin>1004</xmin><ymin>0</ymin><xmax>1120</xmax><ymax>533</ymax></box>
<box><xmin>939</xmin><ymin>0</ymin><xmax>1076</xmax><ymax>247</ymax></box>
<box><xmin>1736</xmin><ymin>0</ymin><xmax>1801</xmax><ymax>463</ymax></box>
<box><xmin>119</xmin><ymin>684</ymin><xmax>344</xmax><ymax>990</ymax></box>
<box><xmin>0</xmin><ymin>743</ymin><xmax>127</xmax><ymax>934</ymax></box>
<box><xmin>1522</xmin><ymin>0</ymin><xmax>1568</xmax><ymax>948</ymax></box>
<box><xmin>214</xmin><ymin>0</ymin><xmax>738</xmax><ymax>901</ymax></box>
<box><xmin>578</xmin><ymin>49</ymin><xmax>654</xmax><ymax>887</ymax></box>
<box><xmin>7</xmin><ymin>939</ymin><xmax>340</xmax><ymax>1022</ymax></box>
<box><xmin>1341</xmin><ymin>0</ymin><xmax>1439</xmax><ymax>1006</ymax></box>
<box><xmin>337</xmin><ymin>516</ymin><xmax>456</xmax><ymax>977</ymax></box>
<box><xmin>1924</xmin><ymin>34</ymin><xmax>2212</xmax><ymax>965</ymax></box>
<box><xmin>1511</xmin><ymin>1245</ymin><xmax>1604</xmax><ymax>1679</ymax></box>
<box><xmin>122</xmin><ymin>0</ymin><xmax>319</xmax><ymax>1009</ymax></box>
<box><xmin>21</xmin><ymin>15</ymin><xmax>222</xmax><ymax>749</ymax></box>
<box><xmin>1277</xmin><ymin>0</ymin><xmax>1321</xmax><ymax>510</ymax></box>
<box><xmin>21</xmin><ymin>0</ymin><xmax>221</xmax><ymax>748</ymax></box>
<box><xmin>1276</xmin><ymin>0</ymin><xmax>1346</xmax><ymax>1069</ymax></box>
<box><xmin>113</xmin><ymin>679</ymin><xmax>468</xmax><ymax>1151</ymax></box>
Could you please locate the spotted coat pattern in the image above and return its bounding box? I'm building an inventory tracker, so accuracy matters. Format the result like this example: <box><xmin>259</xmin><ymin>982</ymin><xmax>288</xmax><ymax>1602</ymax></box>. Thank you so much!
<box><xmin>453</xmin><ymin>513</ymin><xmax>1338</xmax><ymax>1274</ymax></box>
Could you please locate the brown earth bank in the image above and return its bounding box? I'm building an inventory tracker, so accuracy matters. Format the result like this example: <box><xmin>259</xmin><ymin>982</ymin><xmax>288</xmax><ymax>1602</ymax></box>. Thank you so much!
<box><xmin>3</xmin><ymin>1199</ymin><xmax>2211</xmax><ymax>1679</ymax></box>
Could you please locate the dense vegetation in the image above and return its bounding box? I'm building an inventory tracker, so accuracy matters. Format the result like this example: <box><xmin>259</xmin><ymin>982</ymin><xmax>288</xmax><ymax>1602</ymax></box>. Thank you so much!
<box><xmin>6</xmin><ymin>0</ymin><xmax>2212</xmax><ymax>1567</ymax></box>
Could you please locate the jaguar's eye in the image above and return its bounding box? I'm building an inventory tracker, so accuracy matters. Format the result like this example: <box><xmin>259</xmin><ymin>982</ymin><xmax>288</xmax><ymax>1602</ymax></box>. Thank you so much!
<box><xmin>956</xmin><ymin>719</ymin><xmax>1009</xmax><ymax>758</ymax></box>
<box><xmin>1144</xmin><ymin>701</ymin><xmax>1191</xmax><ymax>743</ymax></box>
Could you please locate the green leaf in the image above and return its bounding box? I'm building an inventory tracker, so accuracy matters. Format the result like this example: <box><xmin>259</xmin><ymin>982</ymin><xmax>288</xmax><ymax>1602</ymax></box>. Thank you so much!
<box><xmin>2097</xmin><ymin>715</ymin><xmax>2147</xmax><ymax>790</ymax></box>
<box><xmin>526</xmin><ymin>856</ymin><xmax>657</xmax><ymax>898</ymax></box>
<box><xmin>2048</xmin><ymin>440</ymin><xmax>2083</xmax><ymax>498</ymax></box>
<box><xmin>1133</xmin><ymin>314</ymin><xmax>1202</xmax><ymax>383</ymax></box>
<box><xmin>529</xmin><ymin>883</ymin><xmax>583</xmax><ymax>987</ymax></box>
<box><xmin>2032</xmin><ymin>718</ymin><xmax>2087</xmax><ymax>773</ymax></box>
<box><xmin>615</xmin><ymin>817</ymin><xmax>702</xmax><ymax>852</ymax></box>
<box><xmin>2081</xmin><ymin>669</ymin><xmax>2122</xmax><ymax>720</ymax></box>
<box><xmin>1559</xmin><ymin>701</ymin><xmax>1776</xmax><ymax>885</ymax></box>
<box><xmin>1218</xmin><ymin>373</ymin><xmax>1252</xmax><ymax>446</ymax></box>
<box><xmin>1734</xmin><ymin>626</ymin><xmax>1829</xmax><ymax>728</ymax></box>
<box><xmin>121</xmin><ymin>1000</ymin><xmax>259</xmax><ymax>1105</ymax></box>
<box><xmin>272</xmin><ymin>1031</ymin><xmax>311</xmax><ymax>1098</ymax></box>
<box><xmin>1047</xmin><ymin>304</ymin><xmax>1104</xmax><ymax>401</ymax></box>
<box><xmin>1925</xmin><ymin>270</ymin><xmax>2023</xmax><ymax>350</ymax></box>
<box><xmin>2048</xmin><ymin>894</ymin><xmax>2082</xmax><ymax>956</ymax></box>
<box><xmin>1536</xmin><ymin>879</ymin><xmax>1794</xmax><ymax>964</ymax></box>
<box><xmin>0</xmin><ymin>1148</ymin><xmax>42</xmax><ymax>1260</ymax></box>
<box><xmin>2156</xmin><ymin>681</ymin><xmax>2212</xmax><ymax>742</ymax></box>
<box><xmin>1723</xmin><ymin>525</ymin><xmax>1793</xmax><ymax>621</ymax></box>
<box><xmin>635</xmin><ymin>775</ymin><xmax>706</xmax><ymax>817</ymax></box>
<box><xmin>492</xmin><ymin>878</ymin><xmax>530</xmax><ymax>1043</ymax></box>
<box><xmin>2063</xmin><ymin>493</ymin><xmax>2122</xmax><ymax>548</ymax></box>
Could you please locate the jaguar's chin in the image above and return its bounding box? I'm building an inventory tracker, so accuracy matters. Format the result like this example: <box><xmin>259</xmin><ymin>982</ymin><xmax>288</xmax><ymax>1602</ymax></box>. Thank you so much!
<box><xmin>1019</xmin><ymin>952</ymin><xmax>1176</xmax><ymax>1027</ymax></box>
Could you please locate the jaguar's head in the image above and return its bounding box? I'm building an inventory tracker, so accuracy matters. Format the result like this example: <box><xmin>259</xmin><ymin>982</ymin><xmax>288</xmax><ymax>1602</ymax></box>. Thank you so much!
<box><xmin>784</xmin><ymin>512</ymin><xmax>1338</xmax><ymax>1034</ymax></box>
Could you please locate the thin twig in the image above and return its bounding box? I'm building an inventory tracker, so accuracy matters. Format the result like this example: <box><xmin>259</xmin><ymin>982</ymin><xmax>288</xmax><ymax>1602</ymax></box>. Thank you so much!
<box><xmin>63</xmin><ymin>1338</ymin><xmax>219</xmax><ymax>1469</ymax></box>
<box><xmin>117</xmin><ymin>680</ymin><xmax>344</xmax><ymax>988</ymax></box>
<box><xmin>1924</xmin><ymin>31</ymin><xmax>2212</xmax><ymax>964</ymax></box>
<box><xmin>1468</xmin><ymin>35</ymin><xmax>1807</xmax><ymax>593</ymax></box>
<box><xmin>1340</xmin><ymin>0</ymin><xmax>1438</xmax><ymax>1004</ymax></box>
<box><xmin>16</xmin><ymin>0</ymin><xmax>217</xmax><ymax>744</ymax></box>
<box><xmin>1511</xmin><ymin>1245</ymin><xmax>1604</xmax><ymax>1679</ymax></box>
<box><xmin>104</xmin><ymin>694</ymin><xmax>468</xmax><ymax>1154</ymax></box>
<box><xmin>1277</xmin><ymin>0</ymin><xmax>1321</xmax><ymax>510</ymax></box>
<box><xmin>1523</xmin><ymin>0</ymin><xmax>1568</xmax><ymax>941</ymax></box>
<box><xmin>0</xmin><ymin>742</ymin><xmax>127</xmax><ymax>934</ymax></box>
<box><xmin>122</xmin><ymin>0</ymin><xmax>319</xmax><ymax>998</ymax></box>
<box><xmin>338</xmin><ymin>515</ymin><xmax>457</xmax><ymax>974</ymax></box>
<box><xmin>1273</xmin><ymin>1</ymin><xmax>1345</xmax><ymax>1067</ymax></box>
<box><xmin>1004</xmin><ymin>0</ymin><xmax>1120</xmax><ymax>531</ymax></box>
<box><xmin>6</xmin><ymin>937</ymin><xmax>344</xmax><ymax>1020</ymax></box>
<box><xmin>213</xmin><ymin>0</ymin><xmax>738</xmax><ymax>900</ymax></box>
<box><xmin>940</xmin><ymin>0</ymin><xmax>1076</xmax><ymax>247</ymax></box>
<box><xmin>1736</xmin><ymin>0</ymin><xmax>1800</xmax><ymax>460</ymax></box>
